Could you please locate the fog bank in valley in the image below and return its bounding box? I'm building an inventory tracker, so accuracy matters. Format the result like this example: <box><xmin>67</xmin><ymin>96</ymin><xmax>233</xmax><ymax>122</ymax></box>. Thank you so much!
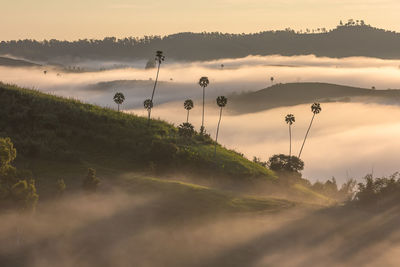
<box><xmin>1</xmin><ymin>54</ymin><xmax>400</xmax><ymax>108</ymax></box>
<box><xmin>1</xmin><ymin>55</ymin><xmax>400</xmax><ymax>182</ymax></box>
<box><xmin>136</xmin><ymin>102</ymin><xmax>400</xmax><ymax>183</ymax></box>
<box><xmin>1</xmin><ymin>189</ymin><xmax>400</xmax><ymax>267</ymax></box>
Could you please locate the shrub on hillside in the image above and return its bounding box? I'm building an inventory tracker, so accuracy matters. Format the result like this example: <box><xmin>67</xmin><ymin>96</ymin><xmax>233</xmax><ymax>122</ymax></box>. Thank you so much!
<box><xmin>267</xmin><ymin>154</ymin><xmax>304</xmax><ymax>173</ymax></box>
<box><xmin>354</xmin><ymin>173</ymin><xmax>400</xmax><ymax>205</ymax></box>
<box><xmin>178</xmin><ymin>122</ymin><xmax>195</xmax><ymax>138</ymax></box>
<box><xmin>0</xmin><ymin>137</ymin><xmax>38</xmax><ymax>211</ymax></box>
<box><xmin>82</xmin><ymin>168</ymin><xmax>100</xmax><ymax>193</ymax></box>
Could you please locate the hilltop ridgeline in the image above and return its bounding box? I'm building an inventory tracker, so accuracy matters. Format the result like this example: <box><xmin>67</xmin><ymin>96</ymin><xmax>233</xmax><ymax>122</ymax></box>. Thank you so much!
<box><xmin>1</xmin><ymin>23</ymin><xmax>400</xmax><ymax>63</ymax></box>
<box><xmin>229</xmin><ymin>82</ymin><xmax>400</xmax><ymax>114</ymax></box>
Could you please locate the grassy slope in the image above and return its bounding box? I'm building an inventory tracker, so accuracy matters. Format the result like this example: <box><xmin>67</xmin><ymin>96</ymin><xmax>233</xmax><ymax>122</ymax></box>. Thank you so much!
<box><xmin>229</xmin><ymin>82</ymin><xmax>400</xmax><ymax>114</ymax></box>
<box><xmin>0</xmin><ymin>83</ymin><xmax>275</xmax><ymax>191</ymax></box>
<box><xmin>0</xmin><ymin>83</ymin><xmax>333</xmax><ymax>207</ymax></box>
<box><xmin>116</xmin><ymin>173</ymin><xmax>295</xmax><ymax>214</ymax></box>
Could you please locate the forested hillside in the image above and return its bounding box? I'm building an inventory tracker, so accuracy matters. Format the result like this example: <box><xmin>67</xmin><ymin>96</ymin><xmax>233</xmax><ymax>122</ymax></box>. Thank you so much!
<box><xmin>1</xmin><ymin>23</ymin><xmax>400</xmax><ymax>63</ymax></box>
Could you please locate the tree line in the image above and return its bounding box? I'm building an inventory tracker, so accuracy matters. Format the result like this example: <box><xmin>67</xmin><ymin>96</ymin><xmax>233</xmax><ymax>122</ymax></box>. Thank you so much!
<box><xmin>1</xmin><ymin>21</ymin><xmax>400</xmax><ymax>63</ymax></box>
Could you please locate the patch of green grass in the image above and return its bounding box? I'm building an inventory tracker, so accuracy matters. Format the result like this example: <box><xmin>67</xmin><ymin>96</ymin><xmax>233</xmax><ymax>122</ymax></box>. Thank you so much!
<box><xmin>293</xmin><ymin>183</ymin><xmax>334</xmax><ymax>205</ymax></box>
<box><xmin>0</xmin><ymin>82</ymin><xmax>275</xmax><ymax>188</ymax></box>
<box><xmin>119</xmin><ymin>174</ymin><xmax>294</xmax><ymax>213</ymax></box>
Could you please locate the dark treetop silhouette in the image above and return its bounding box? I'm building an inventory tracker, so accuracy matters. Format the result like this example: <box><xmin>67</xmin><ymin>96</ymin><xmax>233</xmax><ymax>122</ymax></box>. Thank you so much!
<box><xmin>143</xmin><ymin>99</ymin><xmax>153</xmax><ymax>124</ymax></box>
<box><xmin>178</xmin><ymin>122</ymin><xmax>195</xmax><ymax>138</ymax></box>
<box><xmin>113</xmin><ymin>92</ymin><xmax>125</xmax><ymax>112</ymax></box>
<box><xmin>299</xmin><ymin>102</ymin><xmax>321</xmax><ymax>158</ymax></box>
<box><xmin>184</xmin><ymin>99</ymin><xmax>194</xmax><ymax>123</ymax></box>
<box><xmin>199</xmin><ymin>77</ymin><xmax>210</xmax><ymax>134</ymax></box>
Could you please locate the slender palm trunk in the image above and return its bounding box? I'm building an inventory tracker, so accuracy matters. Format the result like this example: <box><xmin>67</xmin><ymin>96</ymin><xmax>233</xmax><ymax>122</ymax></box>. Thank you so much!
<box><xmin>298</xmin><ymin>113</ymin><xmax>315</xmax><ymax>158</ymax></box>
<box><xmin>214</xmin><ymin>107</ymin><xmax>223</xmax><ymax>156</ymax></box>
<box><xmin>118</xmin><ymin>104</ymin><xmax>120</xmax><ymax>112</ymax></box>
<box><xmin>148</xmin><ymin>62</ymin><xmax>161</xmax><ymax>122</ymax></box>
<box><xmin>289</xmin><ymin>124</ymin><xmax>292</xmax><ymax>157</ymax></box>
<box><xmin>147</xmin><ymin>110</ymin><xmax>151</xmax><ymax>126</ymax></box>
<box><xmin>186</xmin><ymin>110</ymin><xmax>190</xmax><ymax>123</ymax></box>
<box><xmin>151</xmin><ymin>62</ymin><xmax>161</xmax><ymax>102</ymax></box>
<box><xmin>201</xmin><ymin>86</ymin><xmax>205</xmax><ymax>133</ymax></box>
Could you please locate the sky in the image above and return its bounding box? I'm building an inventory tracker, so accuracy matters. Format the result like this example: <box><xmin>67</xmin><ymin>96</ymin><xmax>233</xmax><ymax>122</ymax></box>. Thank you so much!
<box><xmin>1</xmin><ymin>0</ymin><xmax>399</xmax><ymax>40</ymax></box>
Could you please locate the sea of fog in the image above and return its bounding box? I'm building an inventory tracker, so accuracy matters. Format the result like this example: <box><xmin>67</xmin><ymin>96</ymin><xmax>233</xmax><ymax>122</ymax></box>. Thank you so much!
<box><xmin>2</xmin><ymin>190</ymin><xmax>400</xmax><ymax>267</ymax></box>
<box><xmin>2</xmin><ymin>191</ymin><xmax>400</xmax><ymax>267</ymax></box>
<box><xmin>2</xmin><ymin>54</ymin><xmax>400</xmax><ymax>183</ymax></box>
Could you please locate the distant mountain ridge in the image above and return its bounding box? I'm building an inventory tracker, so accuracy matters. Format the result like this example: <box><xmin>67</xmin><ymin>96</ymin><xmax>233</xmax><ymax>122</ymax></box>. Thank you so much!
<box><xmin>1</xmin><ymin>24</ymin><xmax>400</xmax><ymax>63</ymax></box>
<box><xmin>229</xmin><ymin>83</ymin><xmax>400</xmax><ymax>114</ymax></box>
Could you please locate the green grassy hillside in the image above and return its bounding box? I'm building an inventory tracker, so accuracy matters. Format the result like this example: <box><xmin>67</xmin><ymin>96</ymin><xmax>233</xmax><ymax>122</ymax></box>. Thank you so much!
<box><xmin>230</xmin><ymin>82</ymin><xmax>400</xmax><ymax>114</ymax></box>
<box><xmin>117</xmin><ymin>173</ymin><xmax>295</xmax><ymax>214</ymax></box>
<box><xmin>0</xmin><ymin>83</ymin><xmax>275</xmax><ymax>191</ymax></box>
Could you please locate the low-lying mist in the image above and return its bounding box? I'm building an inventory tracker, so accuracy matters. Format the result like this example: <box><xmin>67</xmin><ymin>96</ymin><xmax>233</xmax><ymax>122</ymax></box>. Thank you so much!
<box><xmin>1</xmin><ymin>188</ymin><xmax>400</xmax><ymax>267</ymax></box>
<box><xmin>134</xmin><ymin>101</ymin><xmax>400</xmax><ymax>184</ymax></box>
<box><xmin>2</xmin><ymin>54</ymin><xmax>400</xmax><ymax>183</ymax></box>
<box><xmin>1</xmin><ymin>54</ymin><xmax>400</xmax><ymax>108</ymax></box>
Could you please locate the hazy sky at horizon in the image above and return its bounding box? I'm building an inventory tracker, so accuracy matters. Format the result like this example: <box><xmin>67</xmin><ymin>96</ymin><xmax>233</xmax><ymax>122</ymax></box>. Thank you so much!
<box><xmin>1</xmin><ymin>0</ymin><xmax>399</xmax><ymax>40</ymax></box>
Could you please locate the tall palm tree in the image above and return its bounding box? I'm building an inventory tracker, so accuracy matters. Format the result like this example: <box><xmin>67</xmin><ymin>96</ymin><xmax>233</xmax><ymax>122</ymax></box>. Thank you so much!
<box><xmin>113</xmin><ymin>92</ymin><xmax>125</xmax><ymax>112</ymax></box>
<box><xmin>298</xmin><ymin>102</ymin><xmax>322</xmax><ymax>158</ymax></box>
<box><xmin>143</xmin><ymin>99</ymin><xmax>153</xmax><ymax>125</ymax></box>
<box><xmin>184</xmin><ymin>99</ymin><xmax>194</xmax><ymax>123</ymax></box>
<box><xmin>148</xmin><ymin>50</ymin><xmax>165</xmax><ymax>120</ymax></box>
<box><xmin>285</xmin><ymin>114</ymin><xmax>295</xmax><ymax>157</ymax></box>
<box><xmin>198</xmin><ymin>76</ymin><xmax>209</xmax><ymax>134</ymax></box>
<box><xmin>215</xmin><ymin>96</ymin><xmax>228</xmax><ymax>156</ymax></box>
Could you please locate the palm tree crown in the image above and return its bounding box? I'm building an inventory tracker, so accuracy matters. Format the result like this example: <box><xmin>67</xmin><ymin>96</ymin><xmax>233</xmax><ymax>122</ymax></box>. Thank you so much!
<box><xmin>199</xmin><ymin>77</ymin><xmax>209</xmax><ymax>88</ymax></box>
<box><xmin>184</xmin><ymin>99</ymin><xmax>194</xmax><ymax>110</ymax></box>
<box><xmin>216</xmin><ymin>96</ymin><xmax>227</xmax><ymax>107</ymax></box>
<box><xmin>143</xmin><ymin>99</ymin><xmax>153</xmax><ymax>110</ymax></box>
<box><xmin>285</xmin><ymin>114</ymin><xmax>295</xmax><ymax>125</ymax></box>
<box><xmin>311</xmin><ymin>102</ymin><xmax>322</xmax><ymax>114</ymax></box>
<box><xmin>155</xmin><ymin>51</ymin><xmax>165</xmax><ymax>64</ymax></box>
<box><xmin>113</xmin><ymin>92</ymin><xmax>125</xmax><ymax>105</ymax></box>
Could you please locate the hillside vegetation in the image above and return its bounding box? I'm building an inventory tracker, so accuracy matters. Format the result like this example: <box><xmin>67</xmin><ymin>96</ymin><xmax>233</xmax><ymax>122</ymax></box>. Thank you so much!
<box><xmin>229</xmin><ymin>82</ymin><xmax>400</xmax><ymax>114</ymax></box>
<box><xmin>117</xmin><ymin>174</ymin><xmax>295</xmax><ymax>214</ymax></box>
<box><xmin>2</xmin><ymin>24</ymin><xmax>400</xmax><ymax>63</ymax></box>
<box><xmin>0</xmin><ymin>83</ymin><xmax>275</xmax><ymax>192</ymax></box>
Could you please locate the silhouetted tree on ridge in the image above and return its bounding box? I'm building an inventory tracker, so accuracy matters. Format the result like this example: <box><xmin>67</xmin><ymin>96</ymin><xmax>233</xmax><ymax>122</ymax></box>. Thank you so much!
<box><xmin>143</xmin><ymin>99</ymin><xmax>153</xmax><ymax>125</ymax></box>
<box><xmin>198</xmin><ymin>76</ymin><xmax>209</xmax><ymax>134</ymax></box>
<box><xmin>184</xmin><ymin>99</ymin><xmax>194</xmax><ymax>123</ymax></box>
<box><xmin>113</xmin><ymin>92</ymin><xmax>125</xmax><ymax>112</ymax></box>
<box><xmin>298</xmin><ymin>102</ymin><xmax>322</xmax><ymax>158</ymax></box>
<box><xmin>214</xmin><ymin>96</ymin><xmax>227</xmax><ymax>156</ymax></box>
